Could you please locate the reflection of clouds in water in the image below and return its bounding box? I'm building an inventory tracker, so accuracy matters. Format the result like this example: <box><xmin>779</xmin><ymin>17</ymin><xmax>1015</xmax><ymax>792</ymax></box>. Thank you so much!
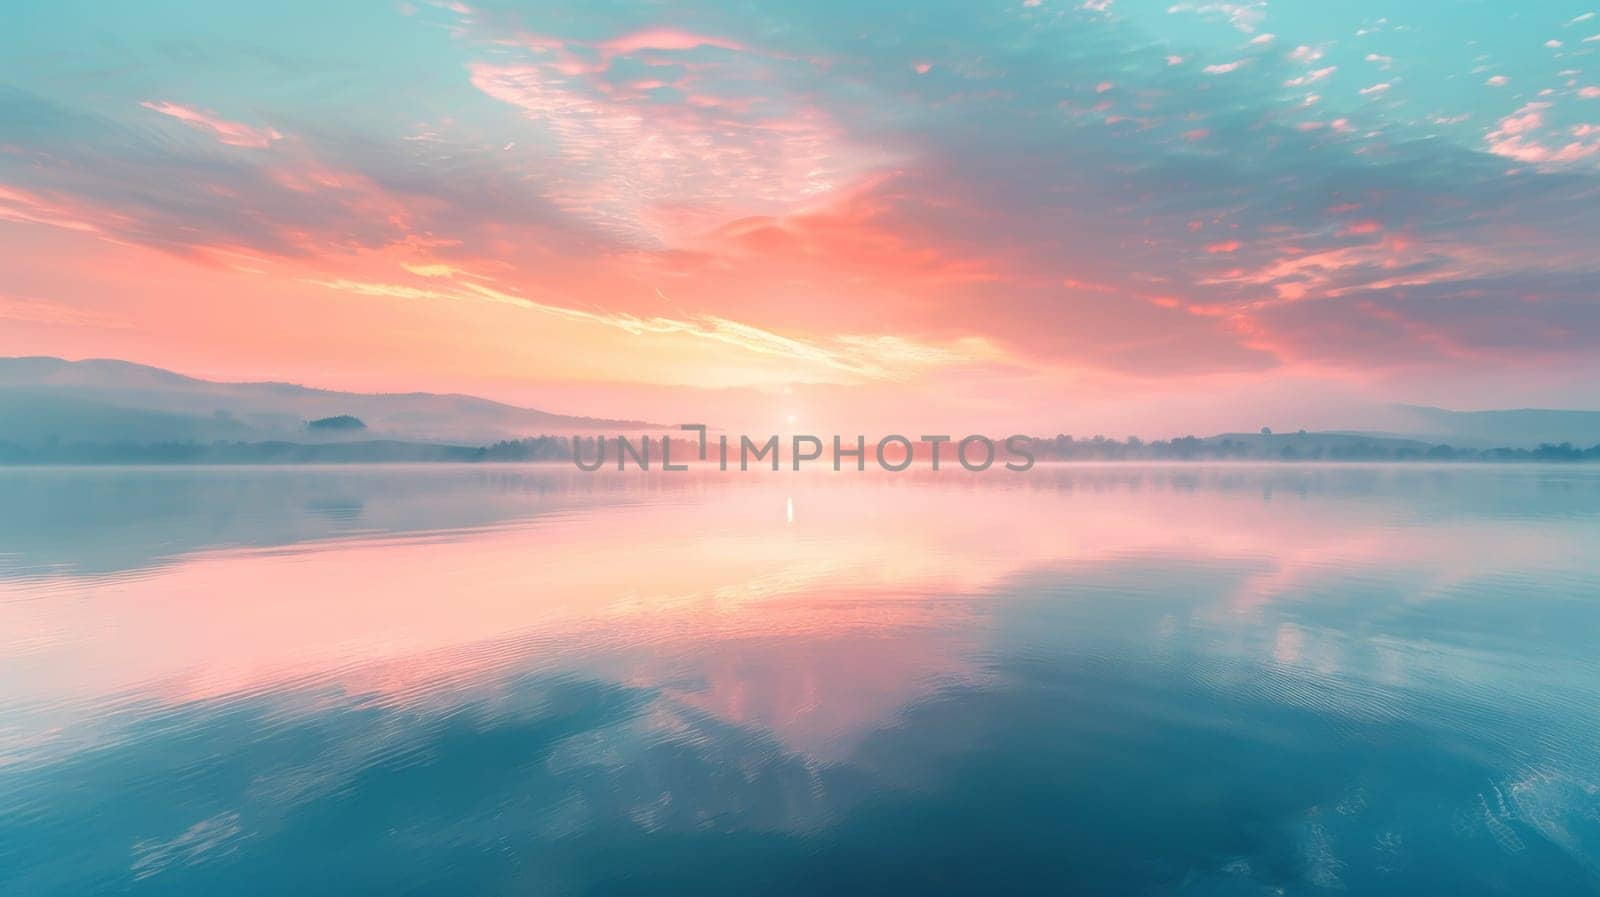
<box><xmin>5</xmin><ymin>604</ymin><xmax>1600</xmax><ymax>894</ymax></box>
<box><xmin>1491</xmin><ymin>768</ymin><xmax>1600</xmax><ymax>864</ymax></box>
<box><xmin>0</xmin><ymin>466</ymin><xmax>646</xmax><ymax>579</ymax></box>
<box><xmin>1298</xmin><ymin>821</ymin><xmax>1345</xmax><ymax>889</ymax></box>
<box><xmin>130</xmin><ymin>811</ymin><xmax>246</xmax><ymax>881</ymax></box>
<box><xmin>2</xmin><ymin>467</ymin><xmax>1600</xmax><ymax>893</ymax></box>
<box><xmin>5</xmin><ymin>464</ymin><xmax>1599</xmax><ymax>582</ymax></box>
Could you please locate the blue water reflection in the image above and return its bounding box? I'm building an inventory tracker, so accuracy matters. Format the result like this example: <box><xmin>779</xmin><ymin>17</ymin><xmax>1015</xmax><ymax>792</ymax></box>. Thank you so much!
<box><xmin>1</xmin><ymin>464</ymin><xmax>1598</xmax><ymax>894</ymax></box>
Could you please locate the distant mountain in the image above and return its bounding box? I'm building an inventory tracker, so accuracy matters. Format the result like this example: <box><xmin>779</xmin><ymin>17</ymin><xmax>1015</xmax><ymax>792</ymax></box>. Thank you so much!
<box><xmin>1371</xmin><ymin>405</ymin><xmax>1600</xmax><ymax>449</ymax></box>
<box><xmin>0</xmin><ymin>357</ymin><xmax>656</xmax><ymax>447</ymax></box>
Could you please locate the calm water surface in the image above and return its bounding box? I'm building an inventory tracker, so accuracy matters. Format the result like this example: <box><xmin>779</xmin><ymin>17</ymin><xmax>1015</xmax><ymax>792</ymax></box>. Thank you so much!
<box><xmin>2</xmin><ymin>464</ymin><xmax>1599</xmax><ymax>895</ymax></box>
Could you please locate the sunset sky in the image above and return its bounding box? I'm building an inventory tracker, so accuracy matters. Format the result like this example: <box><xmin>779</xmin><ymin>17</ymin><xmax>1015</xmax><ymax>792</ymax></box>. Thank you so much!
<box><xmin>3</xmin><ymin>0</ymin><xmax>1599</xmax><ymax>434</ymax></box>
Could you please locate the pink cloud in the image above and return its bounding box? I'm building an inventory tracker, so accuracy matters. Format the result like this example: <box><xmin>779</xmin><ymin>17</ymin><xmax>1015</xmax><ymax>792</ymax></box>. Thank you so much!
<box><xmin>0</xmin><ymin>292</ymin><xmax>131</xmax><ymax>329</ymax></box>
<box><xmin>1200</xmin><ymin>235</ymin><xmax>1459</xmax><ymax>308</ymax></box>
<box><xmin>1206</xmin><ymin>239</ymin><xmax>1241</xmax><ymax>253</ymax></box>
<box><xmin>467</xmin><ymin>34</ymin><xmax>889</xmax><ymax>242</ymax></box>
<box><xmin>0</xmin><ymin>184</ymin><xmax>118</xmax><ymax>233</ymax></box>
<box><xmin>597</xmin><ymin>29</ymin><xmax>745</xmax><ymax>56</ymax></box>
<box><xmin>696</xmin><ymin>174</ymin><xmax>1006</xmax><ymax>291</ymax></box>
<box><xmin>1284</xmin><ymin>67</ymin><xmax>1336</xmax><ymax>87</ymax></box>
<box><xmin>1062</xmin><ymin>277</ymin><xmax>1119</xmax><ymax>293</ymax></box>
<box><xmin>140</xmin><ymin>101</ymin><xmax>283</xmax><ymax>148</ymax></box>
<box><xmin>1486</xmin><ymin>102</ymin><xmax>1600</xmax><ymax>165</ymax></box>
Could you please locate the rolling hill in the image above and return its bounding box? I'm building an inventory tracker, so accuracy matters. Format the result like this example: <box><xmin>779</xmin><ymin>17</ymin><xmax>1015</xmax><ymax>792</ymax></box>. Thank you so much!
<box><xmin>0</xmin><ymin>357</ymin><xmax>655</xmax><ymax>447</ymax></box>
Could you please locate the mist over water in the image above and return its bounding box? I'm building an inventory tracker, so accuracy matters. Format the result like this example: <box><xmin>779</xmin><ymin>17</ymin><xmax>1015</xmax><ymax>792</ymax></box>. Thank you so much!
<box><xmin>2</xmin><ymin>464</ymin><xmax>1599</xmax><ymax>895</ymax></box>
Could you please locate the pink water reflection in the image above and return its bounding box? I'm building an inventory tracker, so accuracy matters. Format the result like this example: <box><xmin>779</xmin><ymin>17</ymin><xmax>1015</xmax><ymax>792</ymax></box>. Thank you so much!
<box><xmin>3</xmin><ymin>465</ymin><xmax>1595</xmax><ymax>767</ymax></box>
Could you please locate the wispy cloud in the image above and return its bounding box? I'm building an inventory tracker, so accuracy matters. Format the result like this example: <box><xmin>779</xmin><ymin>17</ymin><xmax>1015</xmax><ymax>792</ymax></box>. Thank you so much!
<box><xmin>463</xmin><ymin>25</ymin><xmax>889</xmax><ymax>244</ymax></box>
<box><xmin>0</xmin><ymin>185</ymin><xmax>108</xmax><ymax>233</ymax></box>
<box><xmin>308</xmin><ymin>275</ymin><xmax>1003</xmax><ymax>383</ymax></box>
<box><xmin>0</xmin><ymin>292</ymin><xmax>131</xmax><ymax>329</ymax></box>
<box><xmin>140</xmin><ymin>101</ymin><xmax>283</xmax><ymax>148</ymax></box>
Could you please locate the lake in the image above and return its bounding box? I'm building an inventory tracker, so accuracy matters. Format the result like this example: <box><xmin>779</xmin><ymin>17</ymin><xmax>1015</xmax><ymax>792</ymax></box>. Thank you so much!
<box><xmin>2</xmin><ymin>464</ymin><xmax>1599</xmax><ymax>895</ymax></box>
